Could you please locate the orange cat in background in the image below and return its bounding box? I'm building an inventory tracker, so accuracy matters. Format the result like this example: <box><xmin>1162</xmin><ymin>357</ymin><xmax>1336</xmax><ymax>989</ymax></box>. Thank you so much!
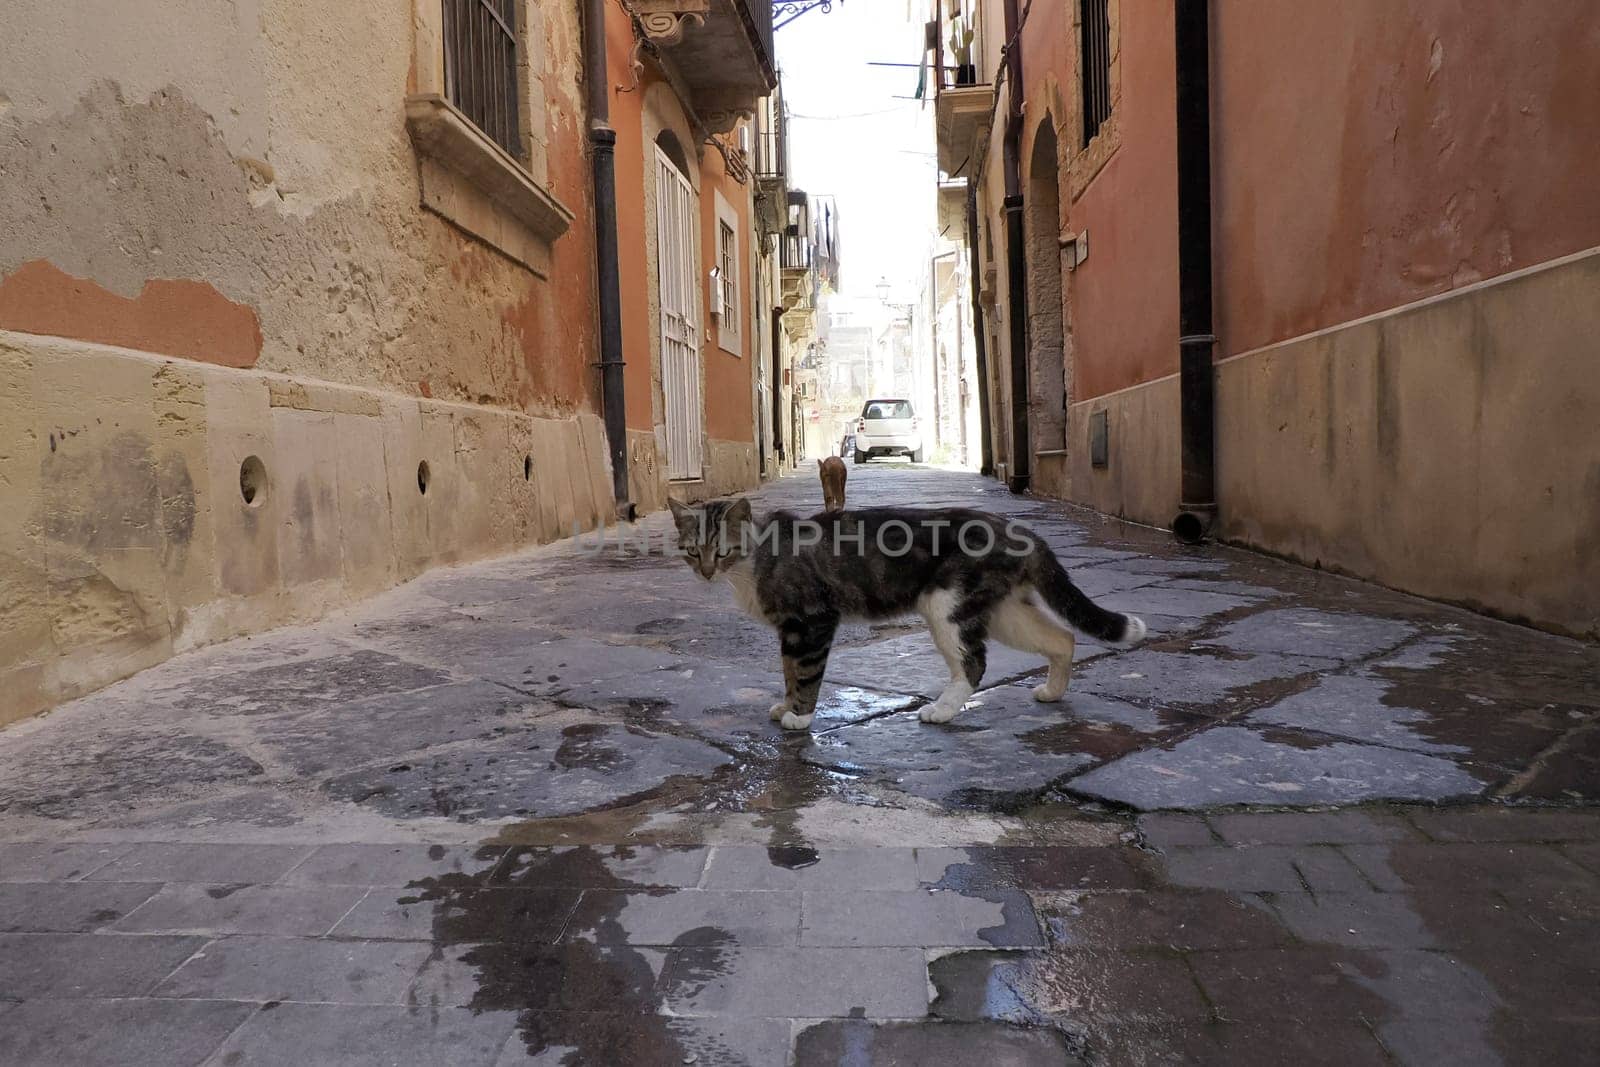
<box><xmin>818</xmin><ymin>456</ymin><xmax>847</xmax><ymax>512</ymax></box>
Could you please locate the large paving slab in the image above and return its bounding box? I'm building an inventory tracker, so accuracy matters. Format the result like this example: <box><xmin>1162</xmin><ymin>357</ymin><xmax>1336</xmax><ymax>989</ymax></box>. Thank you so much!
<box><xmin>803</xmin><ymin>684</ymin><xmax>1193</xmax><ymax>808</ymax></box>
<box><xmin>1070</xmin><ymin>725</ymin><xmax>1489</xmax><ymax>809</ymax></box>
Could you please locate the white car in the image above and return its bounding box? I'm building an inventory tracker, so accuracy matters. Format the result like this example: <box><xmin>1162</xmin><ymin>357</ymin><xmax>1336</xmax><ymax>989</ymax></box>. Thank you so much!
<box><xmin>853</xmin><ymin>398</ymin><xmax>924</xmax><ymax>464</ymax></box>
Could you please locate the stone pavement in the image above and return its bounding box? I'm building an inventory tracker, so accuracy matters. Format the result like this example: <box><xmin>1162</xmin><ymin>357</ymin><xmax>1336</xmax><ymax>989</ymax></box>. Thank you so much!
<box><xmin>0</xmin><ymin>463</ymin><xmax>1596</xmax><ymax>1065</ymax></box>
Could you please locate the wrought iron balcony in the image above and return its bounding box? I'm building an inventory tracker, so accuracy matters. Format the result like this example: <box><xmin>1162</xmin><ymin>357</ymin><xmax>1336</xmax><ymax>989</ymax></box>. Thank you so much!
<box><xmin>780</xmin><ymin>232</ymin><xmax>813</xmax><ymax>272</ymax></box>
<box><xmin>753</xmin><ymin>86</ymin><xmax>788</xmax><ymax>235</ymax></box>
<box><xmin>635</xmin><ymin>0</ymin><xmax>777</xmax><ymax>133</ymax></box>
<box><xmin>931</xmin><ymin>0</ymin><xmax>993</xmax><ymax>178</ymax></box>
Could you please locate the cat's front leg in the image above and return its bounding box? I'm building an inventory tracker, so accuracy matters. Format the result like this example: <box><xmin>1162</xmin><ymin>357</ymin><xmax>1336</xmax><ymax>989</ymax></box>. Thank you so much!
<box><xmin>775</xmin><ymin>612</ymin><xmax>839</xmax><ymax>731</ymax></box>
<box><xmin>770</xmin><ymin>655</ymin><xmax>798</xmax><ymax>721</ymax></box>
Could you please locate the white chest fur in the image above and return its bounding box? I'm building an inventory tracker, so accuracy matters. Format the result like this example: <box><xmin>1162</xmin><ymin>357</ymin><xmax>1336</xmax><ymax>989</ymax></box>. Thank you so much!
<box><xmin>719</xmin><ymin>559</ymin><xmax>770</xmax><ymax>625</ymax></box>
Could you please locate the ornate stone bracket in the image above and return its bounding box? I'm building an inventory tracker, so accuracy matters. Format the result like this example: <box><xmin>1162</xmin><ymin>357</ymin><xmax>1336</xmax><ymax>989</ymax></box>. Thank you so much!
<box><xmin>696</xmin><ymin>89</ymin><xmax>757</xmax><ymax>135</ymax></box>
<box><xmin>635</xmin><ymin>0</ymin><xmax>709</xmax><ymax>45</ymax></box>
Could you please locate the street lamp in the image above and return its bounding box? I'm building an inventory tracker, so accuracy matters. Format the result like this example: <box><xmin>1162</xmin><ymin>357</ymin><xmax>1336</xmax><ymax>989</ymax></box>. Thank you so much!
<box><xmin>876</xmin><ymin>276</ymin><xmax>891</xmax><ymax>304</ymax></box>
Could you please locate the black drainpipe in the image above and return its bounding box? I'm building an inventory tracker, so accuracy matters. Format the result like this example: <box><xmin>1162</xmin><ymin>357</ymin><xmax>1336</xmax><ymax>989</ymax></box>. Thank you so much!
<box><xmin>1000</xmin><ymin>0</ymin><xmax>1030</xmax><ymax>493</ymax></box>
<box><xmin>1172</xmin><ymin>0</ymin><xmax>1216</xmax><ymax>543</ymax></box>
<box><xmin>966</xmin><ymin>182</ymin><xmax>994</xmax><ymax>476</ymax></box>
<box><xmin>771</xmin><ymin>307</ymin><xmax>785</xmax><ymax>465</ymax></box>
<box><xmin>584</xmin><ymin>0</ymin><xmax>634</xmax><ymax>520</ymax></box>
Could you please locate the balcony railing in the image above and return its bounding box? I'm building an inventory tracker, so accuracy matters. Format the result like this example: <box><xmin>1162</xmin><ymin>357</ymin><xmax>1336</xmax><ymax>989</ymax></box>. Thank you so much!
<box><xmin>934</xmin><ymin>0</ymin><xmax>988</xmax><ymax>94</ymax></box>
<box><xmin>781</xmin><ymin>233</ymin><xmax>813</xmax><ymax>272</ymax></box>
<box><xmin>931</xmin><ymin>0</ymin><xmax>994</xmax><ymax>178</ymax></box>
<box><xmin>747</xmin><ymin>0</ymin><xmax>774</xmax><ymax>75</ymax></box>
<box><xmin>754</xmin><ymin>93</ymin><xmax>787</xmax><ymax>181</ymax></box>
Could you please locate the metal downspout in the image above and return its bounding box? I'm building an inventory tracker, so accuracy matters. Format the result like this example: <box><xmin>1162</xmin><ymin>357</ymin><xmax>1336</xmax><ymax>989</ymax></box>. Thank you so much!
<box><xmin>1173</xmin><ymin>0</ymin><xmax>1216</xmax><ymax>542</ymax></box>
<box><xmin>966</xmin><ymin>183</ymin><xmax>994</xmax><ymax>476</ymax></box>
<box><xmin>584</xmin><ymin>0</ymin><xmax>634</xmax><ymax>520</ymax></box>
<box><xmin>1001</xmin><ymin>0</ymin><xmax>1030</xmax><ymax>493</ymax></box>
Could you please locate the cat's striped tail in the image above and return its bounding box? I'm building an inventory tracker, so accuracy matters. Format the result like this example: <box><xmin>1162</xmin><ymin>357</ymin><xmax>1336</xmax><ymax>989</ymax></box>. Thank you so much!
<box><xmin>1028</xmin><ymin>548</ymin><xmax>1147</xmax><ymax>646</ymax></box>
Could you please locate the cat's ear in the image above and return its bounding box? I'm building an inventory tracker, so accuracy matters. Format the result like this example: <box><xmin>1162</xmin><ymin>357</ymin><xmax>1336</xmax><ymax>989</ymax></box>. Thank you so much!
<box><xmin>725</xmin><ymin>497</ymin><xmax>754</xmax><ymax>528</ymax></box>
<box><xmin>668</xmin><ymin>498</ymin><xmax>693</xmax><ymax>528</ymax></box>
<box><xmin>816</xmin><ymin>459</ymin><xmax>824</xmax><ymax>470</ymax></box>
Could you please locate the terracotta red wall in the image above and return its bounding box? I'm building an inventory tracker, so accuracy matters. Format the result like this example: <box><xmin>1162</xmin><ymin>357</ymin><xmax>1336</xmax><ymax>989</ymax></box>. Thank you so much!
<box><xmin>1065</xmin><ymin>1</ymin><xmax>1177</xmax><ymax>402</ymax></box>
<box><xmin>1213</xmin><ymin>0</ymin><xmax>1600</xmax><ymax>356</ymax></box>
<box><xmin>1020</xmin><ymin>1</ymin><xmax>1179</xmax><ymax>403</ymax></box>
<box><xmin>606</xmin><ymin>10</ymin><xmax>657</xmax><ymax>434</ymax></box>
<box><xmin>700</xmin><ymin>150</ymin><xmax>755</xmax><ymax>443</ymax></box>
<box><xmin>1026</xmin><ymin>0</ymin><xmax>1600</xmax><ymax>400</ymax></box>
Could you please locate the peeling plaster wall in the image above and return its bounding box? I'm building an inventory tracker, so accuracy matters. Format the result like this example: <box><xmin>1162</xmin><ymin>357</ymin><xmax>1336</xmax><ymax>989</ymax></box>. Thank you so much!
<box><xmin>0</xmin><ymin>0</ymin><xmax>621</xmax><ymax>720</ymax></box>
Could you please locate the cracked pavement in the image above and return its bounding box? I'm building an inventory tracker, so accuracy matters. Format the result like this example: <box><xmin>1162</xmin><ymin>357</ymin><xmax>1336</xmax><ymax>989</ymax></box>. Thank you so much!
<box><xmin>1</xmin><ymin>465</ymin><xmax>1597</xmax><ymax>1064</ymax></box>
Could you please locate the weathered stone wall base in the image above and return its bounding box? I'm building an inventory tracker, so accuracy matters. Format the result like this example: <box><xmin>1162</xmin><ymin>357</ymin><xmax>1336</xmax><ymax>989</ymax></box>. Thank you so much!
<box><xmin>1216</xmin><ymin>247</ymin><xmax>1600</xmax><ymax>640</ymax></box>
<box><xmin>0</xmin><ymin>331</ymin><xmax>616</xmax><ymax>725</ymax></box>
<box><xmin>1063</xmin><ymin>374</ymin><xmax>1181</xmax><ymax>529</ymax></box>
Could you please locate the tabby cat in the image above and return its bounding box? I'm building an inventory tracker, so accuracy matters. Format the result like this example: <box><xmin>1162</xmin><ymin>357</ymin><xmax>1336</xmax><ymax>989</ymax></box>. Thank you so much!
<box><xmin>668</xmin><ymin>497</ymin><xmax>1146</xmax><ymax>731</ymax></box>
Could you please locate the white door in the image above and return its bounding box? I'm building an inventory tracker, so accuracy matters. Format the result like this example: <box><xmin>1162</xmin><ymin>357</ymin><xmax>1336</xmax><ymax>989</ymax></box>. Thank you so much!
<box><xmin>656</xmin><ymin>147</ymin><xmax>703</xmax><ymax>481</ymax></box>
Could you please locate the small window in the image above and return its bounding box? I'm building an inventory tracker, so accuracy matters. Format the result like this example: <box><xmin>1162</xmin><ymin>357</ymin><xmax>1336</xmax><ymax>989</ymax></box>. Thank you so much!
<box><xmin>443</xmin><ymin>0</ymin><xmax>522</xmax><ymax>157</ymax></box>
<box><xmin>1080</xmin><ymin>0</ymin><xmax>1112</xmax><ymax>146</ymax></box>
<box><xmin>713</xmin><ymin>189</ymin><xmax>743</xmax><ymax>356</ymax></box>
<box><xmin>719</xmin><ymin>221</ymin><xmax>738</xmax><ymax>337</ymax></box>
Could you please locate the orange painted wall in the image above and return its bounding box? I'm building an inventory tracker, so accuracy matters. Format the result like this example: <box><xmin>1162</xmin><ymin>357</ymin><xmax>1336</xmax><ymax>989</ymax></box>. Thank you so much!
<box><xmin>700</xmin><ymin>147</ymin><xmax>756</xmax><ymax>443</ymax></box>
<box><xmin>602</xmin><ymin>3</ymin><xmax>754</xmax><ymax>445</ymax></box>
<box><xmin>606</xmin><ymin>9</ymin><xmax>657</xmax><ymax>435</ymax></box>
<box><xmin>1211</xmin><ymin>0</ymin><xmax>1600</xmax><ymax>357</ymax></box>
<box><xmin>0</xmin><ymin>260</ymin><xmax>263</xmax><ymax>368</ymax></box>
<box><xmin>1020</xmin><ymin>0</ymin><xmax>1178</xmax><ymax>404</ymax></box>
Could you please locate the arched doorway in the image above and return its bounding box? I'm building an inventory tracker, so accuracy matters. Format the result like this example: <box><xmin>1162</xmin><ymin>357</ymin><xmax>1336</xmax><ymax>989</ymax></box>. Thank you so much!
<box><xmin>654</xmin><ymin>130</ymin><xmax>703</xmax><ymax>481</ymax></box>
<box><xmin>1024</xmin><ymin>120</ymin><xmax>1068</xmax><ymax>492</ymax></box>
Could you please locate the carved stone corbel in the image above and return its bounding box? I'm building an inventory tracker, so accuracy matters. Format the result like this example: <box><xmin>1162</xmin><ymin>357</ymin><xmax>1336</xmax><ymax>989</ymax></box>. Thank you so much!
<box><xmin>634</xmin><ymin>0</ymin><xmax>710</xmax><ymax>45</ymax></box>
<box><xmin>695</xmin><ymin>88</ymin><xmax>757</xmax><ymax>135</ymax></box>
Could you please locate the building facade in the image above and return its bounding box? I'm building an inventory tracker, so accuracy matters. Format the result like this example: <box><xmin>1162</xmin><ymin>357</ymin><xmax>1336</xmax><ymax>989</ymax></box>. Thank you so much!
<box><xmin>0</xmin><ymin>0</ymin><xmax>807</xmax><ymax>722</ymax></box>
<box><xmin>933</xmin><ymin>0</ymin><xmax>1600</xmax><ymax>639</ymax></box>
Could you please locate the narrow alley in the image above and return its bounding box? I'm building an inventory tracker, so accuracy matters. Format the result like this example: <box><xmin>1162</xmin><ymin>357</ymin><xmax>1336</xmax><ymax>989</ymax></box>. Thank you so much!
<box><xmin>1</xmin><ymin>464</ymin><xmax>1596</xmax><ymax>1065</ymax></box>
<box><xmin>4</xmin><ymin>0</ymin><xmax>1599</xmax><ymax>1063</ymax></box>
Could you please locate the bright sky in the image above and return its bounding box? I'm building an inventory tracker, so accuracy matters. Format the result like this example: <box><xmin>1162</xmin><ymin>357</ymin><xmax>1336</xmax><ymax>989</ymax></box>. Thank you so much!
<box><xmin>776</xmin><ymin>0</ymin><xmax>938</xmax><ymax>304</ymax></box>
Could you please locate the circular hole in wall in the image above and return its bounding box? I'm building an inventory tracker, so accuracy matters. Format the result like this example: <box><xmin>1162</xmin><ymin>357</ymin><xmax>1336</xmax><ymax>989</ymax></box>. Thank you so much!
<box><xmin>417</xmin><ymin>460</ymin><xmax>431</xmax><ymax>495</ymax></box>
<box><xmin>523</xmin><ymin>455</ymin><xmax>533</xmax><ymax>481</ymax></box>
<box><xmin>239</xmin><ymin>455</ymin><xmax>267</xmax><ymax>507</ymax></box>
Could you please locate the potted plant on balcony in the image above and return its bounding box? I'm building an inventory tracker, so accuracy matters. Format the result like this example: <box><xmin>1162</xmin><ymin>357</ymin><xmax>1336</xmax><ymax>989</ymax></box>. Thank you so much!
<box><xmin>948</xmin><ymin>16</ymin><xmax>976</xmax><ymax>86</ymax></box>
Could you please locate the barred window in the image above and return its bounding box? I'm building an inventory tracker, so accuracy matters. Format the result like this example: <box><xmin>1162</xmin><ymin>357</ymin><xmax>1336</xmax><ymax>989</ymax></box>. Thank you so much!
<box><xmin>443</xmin><ymin>0</ymin><xmax>522</xmax><ymax>157</ymax></box>
<box><xmin>1080</xmin><ymin>0</ymin><xmax>1111</xmax><ymax>145</ymax></box>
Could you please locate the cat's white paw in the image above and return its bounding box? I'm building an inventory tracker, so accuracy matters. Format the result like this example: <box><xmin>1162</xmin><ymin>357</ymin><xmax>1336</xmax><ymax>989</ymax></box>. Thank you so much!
<box><xmin>779</xmin><ymin>710</ymin><xmax>814</xmax><ymax>732</ymax></box>
<box><xmin>919</xmin><ymin>701</ymin><xmax>962</xmax><ymax>724</ymax></box>
<box><xmin>1032</xmin><ymin>682</ymin><xmax>1066</xmax><ymax>703</ymax></box>
<box><xmin>769</xmin><ymin>700</ymin><xmax>793</xmax><ymax>722</ymax></box>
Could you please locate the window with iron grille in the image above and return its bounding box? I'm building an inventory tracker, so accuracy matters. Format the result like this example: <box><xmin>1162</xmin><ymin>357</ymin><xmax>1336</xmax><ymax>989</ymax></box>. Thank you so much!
<box><xmin>1080</xmin><ymin>0</ymin><xmax>1112</xmax><ymax>146</ymax></box>
<box><xmin>443</xmin><ymin>0</ymin><xmax>522</xmax><ymax>158</ymax></box>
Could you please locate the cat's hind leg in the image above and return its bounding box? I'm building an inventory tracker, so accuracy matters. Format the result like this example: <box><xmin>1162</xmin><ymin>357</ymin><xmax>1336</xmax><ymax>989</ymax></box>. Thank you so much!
<box><xmin>990</xmin><ymin>591</ymin><xmax>1077</xmax><ymax>702</ymax></box>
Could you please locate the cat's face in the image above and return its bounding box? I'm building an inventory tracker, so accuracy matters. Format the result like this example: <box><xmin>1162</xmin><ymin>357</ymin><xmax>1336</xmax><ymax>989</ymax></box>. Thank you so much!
<box><xmin>668</xmin><ymin>497</ymin><xmax>754</xmax><ymax>580</ymax></box>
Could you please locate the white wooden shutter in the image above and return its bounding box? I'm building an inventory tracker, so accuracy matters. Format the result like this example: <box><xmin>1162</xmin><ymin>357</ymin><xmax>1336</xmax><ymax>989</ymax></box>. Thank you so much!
<box><xmin>656</xmin><ymin>147</ymin><xmax>703</xmax><ymax>481</ymax></box>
